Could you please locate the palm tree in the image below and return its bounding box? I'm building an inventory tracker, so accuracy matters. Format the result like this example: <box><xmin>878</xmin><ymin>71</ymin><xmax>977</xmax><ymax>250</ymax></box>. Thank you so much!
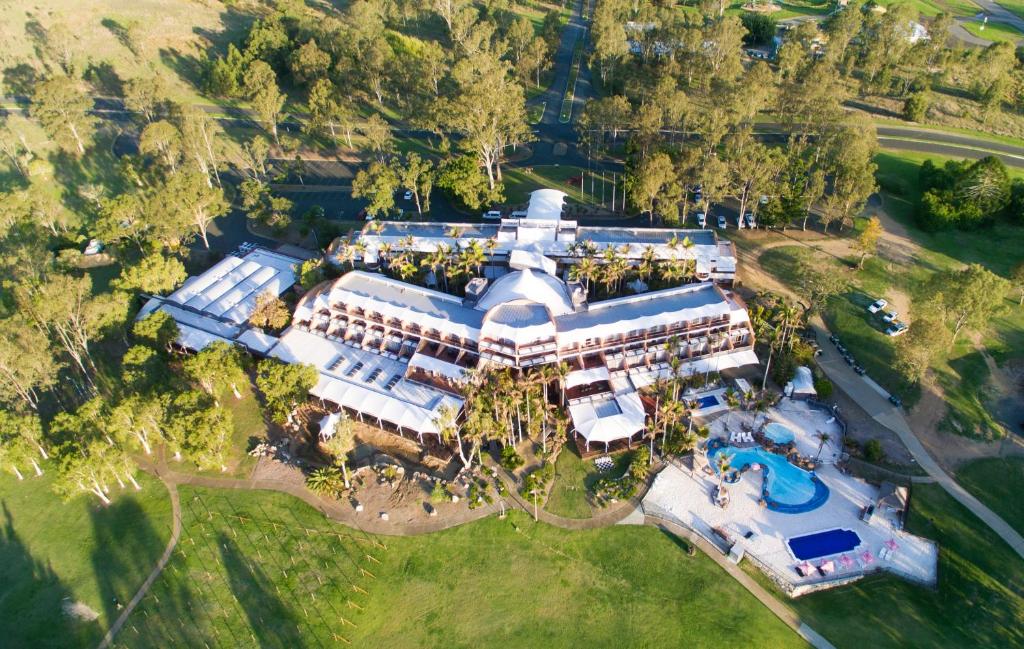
<box><xmin>660</xmin><ymin>260</ymin><xmax>685</xmax><ymax>286</ymax></box>
<box><xmin>814</xmin><ymin>431</ymin><xmax>832</xmax><ymax>463</ymax></box>
<box><xmin>638</xmin><ymin>245</ymin><xmax>657</xmax><ymax>284</ymax></box>
<box><xmin>306</xmin><ymin>466</ymin><xmax>344</xmax><ymax>497</ymax></box>
<box><xmin>715</xmin><ymin>452</ymin><xmax>733</xmax><ymax>494</ymax></box>
<box><xmin>572</xmin><ymin>256</ymin><xmax>599</xmax><ymax>296</ymax></box>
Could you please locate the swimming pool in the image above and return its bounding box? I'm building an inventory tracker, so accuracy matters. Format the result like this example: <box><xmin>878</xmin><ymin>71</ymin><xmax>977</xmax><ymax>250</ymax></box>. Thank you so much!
<box><xmin>708</xmin><ymin>442</ymin><xmax>830</xmax><ymax>514</ymax></box>
<box><xmin>788</xmin><ymin>529</ymin><xmax>861</xmax><ymax>560</ymax></box>
<box><xmin>695</xmin><ymin>395</ymin><xmax>719</xmax><ymax>409</ymax></box>
<box><xmin>764</xmin><ymin>422</ymin><xmax>795</xmax><ymax>444</ymax></box>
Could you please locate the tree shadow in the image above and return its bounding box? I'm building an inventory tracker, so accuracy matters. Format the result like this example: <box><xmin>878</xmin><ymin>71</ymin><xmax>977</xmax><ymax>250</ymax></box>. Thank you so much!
<box><xmin>0</xmin><ymin>501</ymin><xmax>88</xmax><ymax>647</ymax></box>
<box><xmin>83</xmin><ymin>61</ymin><xmax>124</xmax><ymax>97</ymax></box>
<box><xmin>99</xmin><ymin>18</ymin><xmax>137</xmax><ymax>57</ymax></box>
<box><xmin>218</xmin><ymin>532</ymin><xmax>305</xmax><ymax>648</ymax></box>
<box><xmin>89</xmin><ymin>498</ymin><xmax>170</xmax><ymax>627</ymax></box>
<box><xmin>2</xmin><ymin>64</ymin><xmax>39</xmax><ymax>98</ymax></box>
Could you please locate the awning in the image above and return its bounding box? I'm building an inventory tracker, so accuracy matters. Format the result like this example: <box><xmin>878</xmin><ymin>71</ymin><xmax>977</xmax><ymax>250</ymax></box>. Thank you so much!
<box><xmin>408</xmin><ymin>352</ymin><xmax>467</xmax><ymax>382</ymax></box>
<box><xmin>565</xmin><ymin>366</ymin><xmax>610</xmax><ymax>389</ymax></box>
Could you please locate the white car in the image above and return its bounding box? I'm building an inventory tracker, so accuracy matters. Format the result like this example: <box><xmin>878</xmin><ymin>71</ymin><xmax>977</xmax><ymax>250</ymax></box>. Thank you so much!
<box><xmin>867</xmin><ymin>299</ymin><xmax>888</xmax><ymax>314</ymax></box>
<box><xmin>882</xmin><ymin>311</ymin><xmax>899</xmax><ymax>323</ymax></box>
<box><xmin>403</xmin><ymin>190</ymin><xmax>413</xmax><ymax>200</ymax></box>
<box><xmin>885</xmin><ymin>323</ymin><xmax>909</xmax><ymax>337</ymax></box>
<box><xmin>696</xmin><ymin>212</ymin><xmax>707</xmax><ymax>228</ymax></box>
<box><xmin>482</xmin><ymin>210</ymin><xmax>502</xmax><ymax>220</ymax></box>
<box><xmin>743</xmin><ymin>212</ymin><xmax>756</xmax><ymax>229</ymax></box>
<box><xmin>759</xmin><ymin>194</ymin><xmax>770</xmax><ymax>205</ymax></box>
<box><xmin>717</xmin><ymin>215</ymin><xmax>727</xmax><ymax>229</ymax></box>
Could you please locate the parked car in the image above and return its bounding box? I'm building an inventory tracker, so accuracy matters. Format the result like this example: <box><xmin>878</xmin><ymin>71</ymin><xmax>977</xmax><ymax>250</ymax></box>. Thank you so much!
<box><xmin>696</xmin><ymin>212</ymin><xmax>707</xmax><ymax>228</ymax></box>
<box><xmin>717</xmin><ymin>215</ymin><xmax>727</xmax><ymax>229</ymax></box>
<box><xmin>743</xmin><ymin>212</ymin><xmax>756</xmax><ymax>229</ymax></box>
<box><xmin>889</xmin><ymin>394</ymin><xmax>903</xmax><ymax>407</ymax></box>
<box><xmin>482</xmin><ymin>210</ymin><xmax>502</xmax><ymax>220</ymax></box>
<box><xmin>829</xmin><ymin>333</ymin><xmax>839</xmax><ymax>345</ymax></box>
<box><xmin>885</xmin><ymin>322</ymin><xmax>909</xmax><ymax>337</ymax></box>
<box><xmin>882</xmin><ymin>311</ymin><xmax>899</xmax><ymax>323</ymax></box>
<box><xmin>867</xmin><ymin>298</ymin><xmax>888</xmax><ymax>314</ymax></box>
<box><xmin>403</xmin><ymin>190</ymin><xmax>413</xmax><ymax>200</ymax></box>
<box><xmin>854</xmin><ymin>365</ymin><xmax>866</xmax><ymax>375</ymax></box>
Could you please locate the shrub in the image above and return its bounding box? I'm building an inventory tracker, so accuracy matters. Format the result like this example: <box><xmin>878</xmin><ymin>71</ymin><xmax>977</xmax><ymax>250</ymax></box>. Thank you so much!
<box><xmin>430</xmin><ymin>480</ymin><xmax>450</xmax><ymax>504</ymax></box>
<box><xmin>864</xmin><ymin>439</ymin><xmax>885</xmax><ymax>463</ymax></box>
<box><xmin>741</xmin><ymin>13</ymin><xmax>777</xmax><ymax>46</ymax></box>
<box><xmin>903</xmin><ymin>91</ymin><xmax>930</xmax><ymax>122</ymax></box>
<box><xmin>813</xmin><ymin>378</ymin><xmax>834</xmax><ymax>399</ymax></box>
<box><xmin>500</xmin><ymin>445</ymin><xmax>524</xmax><ymax>471</ymax></box>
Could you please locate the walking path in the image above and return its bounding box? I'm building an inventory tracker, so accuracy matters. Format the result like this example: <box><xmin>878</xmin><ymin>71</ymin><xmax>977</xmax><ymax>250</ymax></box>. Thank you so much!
<box><xmin>96</xmin><ymin>479</ymin><xmax>181</xmax><ymax>649</ymax></box>
<box><xmin>811</xmin><ymin>318</ymin><xmax>1024</xmax><ymax>561</ymax></box>
<box><xmin>101</xmin><ymin>450</ymin><xmax>832</xmax><ymax>648</ymax></box>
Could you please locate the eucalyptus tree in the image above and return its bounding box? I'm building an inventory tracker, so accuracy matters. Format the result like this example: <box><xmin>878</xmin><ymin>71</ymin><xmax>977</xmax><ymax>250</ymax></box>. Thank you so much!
<box><xmin>322</xmin><ymin>413</ymin><xmax>357</xmax><ymax>487</ymax></box>
<box><xmin>31</xmin><ymin>76</ymin><xmax>95</xmax><ymax>155</ymax></box>
<box><xmin>183</xmin><ymin>341</ymin><xmax>249</xmax><ymax>400</ymax></box>
<box><xmin>0</xmin><ymin>315</ymin><xmax>62</xmax><ymax>411</ymax></box>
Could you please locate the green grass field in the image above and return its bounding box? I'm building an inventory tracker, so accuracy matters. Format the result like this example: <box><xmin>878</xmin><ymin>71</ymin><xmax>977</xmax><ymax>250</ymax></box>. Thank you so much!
<box><xmin>544</xmin><ymin>446</ymin><xmax>594</xmax><ymax>518</ymax></box>
<box><xmin>960</xmin><ymin>20</ymin><xmax>1024</xmax><ymax>43</ymax></box>
<box><xmin>751</xmin><ymin>482</ymin><xmax>1024</xmax><ymax>648</ymax></box>
<box><xmin>0</xmin><ymin>469</ymin><xmax>172</xmax><ymax>649</ymax></box>
<box><xmin>117</xmin><ymin>485</ymin><xmax>804</xmax><ymax>649</ymax></box>
<box><xmin>956</xmin><ymin>457</ymin><xmax>1024</xmax><ymax>534</ymax></box>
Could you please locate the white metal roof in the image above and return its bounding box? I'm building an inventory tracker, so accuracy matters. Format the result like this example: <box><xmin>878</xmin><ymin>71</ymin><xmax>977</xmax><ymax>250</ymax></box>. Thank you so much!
<box><xmin>555</xmin><ymin>283</ymin><xmax>744</xmax><ymax>348</ymax></box>
<box><xmin>268</xmin><ymin>327</ymin><xmax>462</xmax><ymax>436</ymax></box>
<box><xmin>480</xmin><ymin>303</ymin><xmax>557</xmax><ymax>346</ymax></box>
<box><xmin>566</xmin><ymin>366</ymin><xmax>610</xmax><ymax>389</ymax></box>
<box><xmin>408</xmin><ymin>352</ymin><xmax>468</xmax><ymax>382</ymax></box>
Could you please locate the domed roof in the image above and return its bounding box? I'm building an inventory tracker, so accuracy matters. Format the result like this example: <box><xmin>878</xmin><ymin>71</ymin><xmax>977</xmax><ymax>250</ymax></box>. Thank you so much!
<box><xmin>474</xmin><ymin>269</ymin><xmax>574</xmax><ymax>316</ymax></box>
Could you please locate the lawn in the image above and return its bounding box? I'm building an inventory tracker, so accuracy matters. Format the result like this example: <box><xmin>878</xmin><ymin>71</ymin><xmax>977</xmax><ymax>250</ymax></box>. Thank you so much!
<box><xmin>118</xmin><ymin>485</ymin><xmax>805</xmax><ymax>648</ymax></box>
<box><xmin>998</xmin><ymin>0</ymin><xmax>1024</xmax><ymax>20</ymax></box>
<box><xmin>934</xmin><ymin>343</ymin><xmax>1007</xmax><ymax>440</ymax></box>
<box><xmin>753</xmin><ymin>483</ymin><xmax>1024</xmax><ymax>648</ymax></box>
<box><xmin>960</xmin><ymin>20</ymin><xmax>1024</xmax><ymax>43</ymax></box>
<box><xmin>545</xmin><ymin>446</ymin><xmax>594</xmax><ymax>518</ymax></box>
<box><xmin>0</xmin><ymin>469</ymin><xmax>172</xmax><ymax>649</ymax></box>
<box><xmin>956</xmin><ymin>457</ymin><xmax>1024</xmax><ymax>534</ymax></box>
<box><xmin>503</xmin><ymin>164</ymin><xmax>586</xmax><ymax>204</ymax></box>
<box><xmin>0</xmin><ymin>0</ymin><xmax>248</xmax><ymax>104</ymax></box>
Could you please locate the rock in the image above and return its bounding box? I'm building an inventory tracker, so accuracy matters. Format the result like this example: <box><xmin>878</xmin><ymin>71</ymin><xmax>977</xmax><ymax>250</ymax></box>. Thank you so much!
<box><xmin>429</xmin><ymin>509</ymin><xmax>437</xmax><ymax>517</ymax></box>
<box><xmin>451</xmin><ymin>495</ymin><xmax>460</xmax><ymax>503</ymax></box>
<box><xmin>354</xmin><ymin>503</ymin><xmax>364</xmax><ymax>513</ymax></box>
<box><xmin>396</xmin><ymin>466</ymin><xmax>405</xmax><ymax>474</ymax></box>
<box><xmin>379</xmin><ymin>512</ymin><xmax>389</xmax><ymax>521</ymax></box>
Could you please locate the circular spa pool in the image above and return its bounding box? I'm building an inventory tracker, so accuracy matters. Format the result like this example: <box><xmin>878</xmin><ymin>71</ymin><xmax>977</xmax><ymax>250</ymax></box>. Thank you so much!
<box><xmin>763</xmin><ymin>422</ymin><xmax>796</xmax><ymax>445</ymax></box>
<box><xmin>708</xmin><ymin>440</ymin><xmax>829</xmax><ymax>514</ymax></box>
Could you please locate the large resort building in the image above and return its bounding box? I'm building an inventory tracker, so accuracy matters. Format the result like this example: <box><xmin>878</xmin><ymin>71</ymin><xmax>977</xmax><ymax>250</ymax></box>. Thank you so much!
<box><xmin>149</xmin><ymin>190</ymin><xmax>758</xmax><ymax>453</ymax></box>
<box><xmin>336</xmin><ymin>189</ymin><xmax>739</xmax><ymax>285</ymax></box>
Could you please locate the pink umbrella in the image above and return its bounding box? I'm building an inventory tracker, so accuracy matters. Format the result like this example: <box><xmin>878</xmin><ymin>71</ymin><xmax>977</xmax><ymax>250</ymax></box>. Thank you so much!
<box><xmin>820</xmin><ymin>559</ymin><xmax>836</xmax><ymax>574</ymax></box>
<box><xmin>885</xmin><ymin>538</ymin><xmax>900</xmax><ymax>552</ymax></box>
<box><xmin>839</xmin><ymin>554</ymin><xmax>854</xmax><ymax>569</ymax></box>
<box><xmin>797</xmin><ymin>561</ymin><xmax>814</xmax><ymax>576</ymax></box>
<box><xmin>750</xmin><ymin>463</ymin><xmax>762</xmax><ymax>471</ymax></box>
<box><xmin>861</xmin><ymin>550</ymin><xmax>875</xmax><ymax>564</ymax></box>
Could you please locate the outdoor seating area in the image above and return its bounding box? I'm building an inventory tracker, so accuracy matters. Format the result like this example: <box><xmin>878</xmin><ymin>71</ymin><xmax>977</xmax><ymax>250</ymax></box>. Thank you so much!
<box><xmin>594</xmin><ymin>456</ymin><xmax>615</xmax><ymax>472</ymax></box>
<box><xmin>643</xmin><ymin>460</ymin><xmax>938</xmax><ymax>596</ymax></box>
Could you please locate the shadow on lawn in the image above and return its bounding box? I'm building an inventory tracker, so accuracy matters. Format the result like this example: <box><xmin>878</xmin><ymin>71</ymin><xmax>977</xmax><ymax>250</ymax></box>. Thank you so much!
<box><xmin>90</xmin><ymin>498</ymin><xmax>169</xmax><ymax>628</ymax></box>
<box><xmin>219</xmin><ymin>532</ymin><xmax>305</xmax><ymax>649</ymax></box>
<box><xmin>0</xmin><ymin>502</ymin><xmax>85</xmax><ymax>647</ymax></box>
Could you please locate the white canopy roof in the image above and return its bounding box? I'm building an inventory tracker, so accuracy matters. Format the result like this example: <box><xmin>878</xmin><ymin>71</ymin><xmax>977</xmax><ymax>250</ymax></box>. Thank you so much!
<box><xmin>480</xmin><ymin>303</ymin><xmax>557</xmax><ymax>346</ymax></box>
<box><xmin>569</xmin><ymin>391</ymin><xmax>646</xmax><ymax>444</ymax></box>
<box><xmin>786</xmin><ymin>366</ymin><xmax>816</xmax><ymax>396</ymax></box>
<box><xmin>475</xmin><ymin>269</ymin><xmax>574</xmax><ymax>316</ymax></box>
<box><xmin>566</xmin><ymin>366</ymin><xmax>610</xmax><ymax>389</ymax></box>
<box><xmin>319</xmin><ymin>411</ymin><xmax>341</xmax><ymax>440</ymax></box>
<box><xmin>508</xmin><ymin>249</ymin><xmax>558</xmax><ymax>275</ymax></box>
<box><xmin>525</xmin><ymin>189</ymin><xmax>566</xmax><ymax>221</ymax></box>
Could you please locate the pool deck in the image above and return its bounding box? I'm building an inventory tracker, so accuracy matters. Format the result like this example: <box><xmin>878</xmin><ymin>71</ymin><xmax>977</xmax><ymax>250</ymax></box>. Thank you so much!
<box><xmin>644</xmin><ymin>462</ymin><xmax>937</xmax><ymax>595</ymax></box>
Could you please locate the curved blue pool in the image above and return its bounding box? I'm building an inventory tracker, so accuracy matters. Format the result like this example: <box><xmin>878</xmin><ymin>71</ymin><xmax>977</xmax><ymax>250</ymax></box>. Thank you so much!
<box><xmin>764</xmin><ymin>422</ymin><xmax>796</xmax><ymax>444</ymax></box>
<box><xmin>709</xmin><ymin>442</ymin><xmax>829</xmax><ymax>514</ymax></box>
<box><xmin>789</xmin><ymin>529</ymin><xmax>861</xmax><ymax>561</ymax></box>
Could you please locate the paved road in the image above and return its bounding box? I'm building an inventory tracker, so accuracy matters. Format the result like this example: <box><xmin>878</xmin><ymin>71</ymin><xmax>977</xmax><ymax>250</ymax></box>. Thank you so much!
<box><xmin>810</xmin><ymin>318</ymin><xmax>1024</xmax><ymax>561</ymax></box>
<box><xmin>975</xmin><ymin>0</ymin><xmax>1024</xmax><ymax>31</ymax></box>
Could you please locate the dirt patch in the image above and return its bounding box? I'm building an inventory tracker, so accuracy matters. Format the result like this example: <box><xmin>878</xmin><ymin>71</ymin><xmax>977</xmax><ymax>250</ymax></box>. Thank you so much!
<box><xmin>831</xmin><ymin>380</ymin><xmax>915</xmax><ymax>466</ymax></box>
<box><xmin>62</xmin><ymin>599</ymin><xmax>99</xmax><ymax>623</ymax></box>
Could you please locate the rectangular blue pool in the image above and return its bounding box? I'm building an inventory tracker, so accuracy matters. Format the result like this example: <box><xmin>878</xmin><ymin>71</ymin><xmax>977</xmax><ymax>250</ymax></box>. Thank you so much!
<box><xmin>696</xmin><ymin>395</ymin><xmax>719</xmax><ymax>409</ymax></box>
<box><xmin>788</xmin><ymin>529</ymin><xmax>861</xmax><ymax>560</ymax></box>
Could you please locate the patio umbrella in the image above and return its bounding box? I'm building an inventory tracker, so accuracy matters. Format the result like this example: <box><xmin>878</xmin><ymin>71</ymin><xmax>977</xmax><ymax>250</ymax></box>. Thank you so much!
<box><xmin>797</xmin><ymin>561</ymin><xmax>814</xmax><ymax>576</ymax></box>
<box><xmin>750</xmin><ymin>463</ymin><xmax>762</xmax><ymax>471</ymax></box>
<box><xmin>820</xmin><ymin>560</ymin><xmax>836</xmax><ymax>574</ymax></box>
<box><xmin>861</xmin><ymin>550</ymin><xmax>875</xmax><ymax>564</ymax></box>
<box><xmin>839</xmin><ymin>554</ymin><xmax>854</xmax><ymax>569</ymax></box>
<box><xmin>885</xmin><ymin>538</ymin><xmax>900</xmax><ymax>552</ymax></box>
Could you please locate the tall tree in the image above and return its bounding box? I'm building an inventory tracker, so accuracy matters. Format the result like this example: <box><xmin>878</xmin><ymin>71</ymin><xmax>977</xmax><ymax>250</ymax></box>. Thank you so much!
<box><xmin>394</xmin><ymin>153</ymin><xmax>434</xmax><ymax>215</ymax></box>
<box><xmin>930</xmin><ymin>264</ymin><xmax>1010</xmax><ymax>341</ymax></box>
<box><xmin>244</xmin><ymin>61</ymin><xmax>286</xmax><ymax>144</ymax></box>
<box><xmin>255</xmin><ymin>359</ymin><xmax>318</xmax><ymax>424</ymax></box>
<box><xmin>352</xmin><ymin>161</ymin><xmax>400</xmax><ymax>218</ymax></box>
<box><xmin>31</xmin><ymin>77</ymin><xmax>95</xmax><ymax>155</ymax></box>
